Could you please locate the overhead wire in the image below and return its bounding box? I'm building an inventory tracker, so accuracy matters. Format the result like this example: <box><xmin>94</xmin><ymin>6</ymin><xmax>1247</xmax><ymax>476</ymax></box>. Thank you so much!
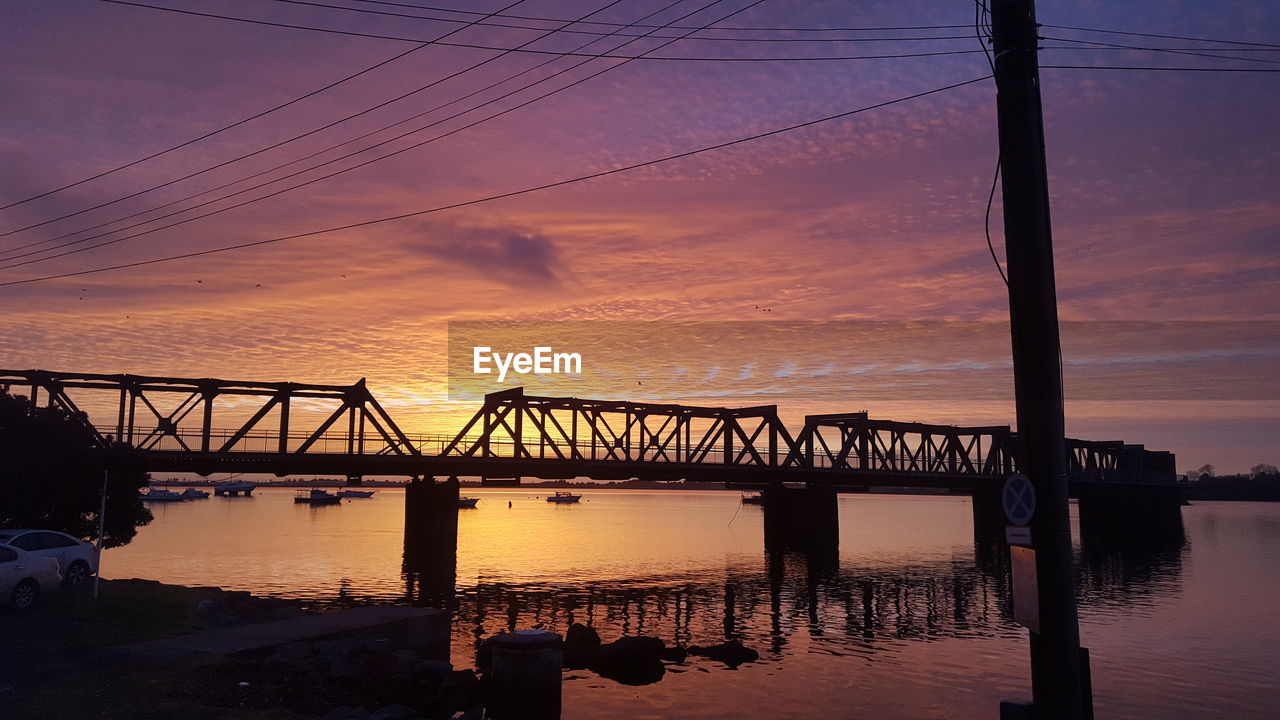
<box><xmin>346</xmin><ymin>0</ymin><xmax>974</xmax><ymax>32</ymax></box>
<box><xmin>3</xmin><ymin>0</ymin><xmax>674</xmax><ymax>257</ymax></box>
<box><xmin>264</xmin><ymin>0</ymin><xmax>976</xmax><ymax>42</ymax></box>
<box><xmin>0</xmin><ymin>0</ymin><xmax>530</xmax><ymax>213</ymax></box>
<box><xmin>973</xmin><ymin>1</ymin><xmax>1004</xmax><ymax>285</ymax></box>
<box><xmin>0</xmin><ymin>0</ymin><xmax>644</xmax><ymax>243</ymax></box>
<box><xmin>1039</xmin><ymin>35</ymin><xmax>1280</xmax><ymax>66</ymax></box>
<box><xmin>1039</xmin><ymin>23</ymin><xmax>1280</xmax><ymax>50</ymax></box>
<box><xmin>2</xmin><ymin>16</ymin><xmax>992</xmax><ymax>262</ymax></box>
<box><xmin>1</xmin><ymin>0</ymin><xmax>778</xmax><ymax>270</ymax></box>
<box><xmin>97</xmin><ymin>1</ymin><xmax>982</xmax><ymax>60</ymax></box>
<box><xmin>0</xmin><ymin>76</ymin><xmax>992</xmax><ymax>287</ymax></box>
<box><xmin>1040</xmin><ymin>65</ymin><xmax>1280</xmax><ymax>73</ymax></box>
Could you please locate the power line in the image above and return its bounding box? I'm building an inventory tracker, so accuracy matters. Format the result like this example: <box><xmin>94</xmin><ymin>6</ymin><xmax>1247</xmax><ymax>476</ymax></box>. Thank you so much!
<box><xmin>2</xmin><ymin>51</ymin><xmax>989</xmax><ymax>251</ymax></box>
<box><xmin>345</xmin><ymin>0</ymin><xmax>973</xmax><ymax>33</ymax></box>
<box><xmin>984</xmin><ymin>155</ymin><xmax>1006</xmax><ymax>286</ymax></box>
<box><xmin>1041</xmin><ymin>64</ymin><xmax>1280</xmax><ymax>73</ymax></box>
<box><xmin>1040</xmin><ymin>44</ymin><xmax>1280</xmax><ymax>53</ymax></box>
<box><xmin>3</xmin><ymin>0</ymin><xmax>771</xmax><ymax>269</ymax></box>
<box><xmin>6</xmin><ymin>37</ymin><xmax>991</xmax><ymax>262</ymax></box>
<box><xmin>1040</xmin><ymin>35</ymin><xmax>1280</xmax><ymax>66</ymax></box>
<box><xmin>98</xmin><ymin>1</ymin><xmax>981</xmax><ymax>60</ymax></box>
<box><xmin>265</xmin><ymin>0</ymin><xmax>976</xmax><ymax>42</ymax></box>
<box><xmin>0</xmin><ymin>76</ymin><xmax>991</xmax><ymax>287</ymax></box>
<box><xmin>1</xmin><ymin>0</ymin><xmax>642</xmax><ymax>242</ymax></box>
<box><xmin>3</xmin><ymin>0</ymin><xmax>671</xmax><ymax>257</ymax></box>
<box><xmin>974</xmin><ymin>1</ymin><xmax>994</xmax><ymax>74</ymax></box>
<box><xmin>0</xmin><ymin>0</ymin><xmax>529</xmax><ymax>213</ymax></box>
<box><xmin>1040</xmin><ymin>23</ymin><xmax>1280</xmax><ymax>50</ymax></box>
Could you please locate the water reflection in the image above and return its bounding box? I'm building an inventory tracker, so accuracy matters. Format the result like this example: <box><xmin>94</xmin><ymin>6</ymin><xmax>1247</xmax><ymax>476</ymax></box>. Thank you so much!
<box><xmin>402</xmin><ymin>531</ymin><xmax>1188</xmax><ymax>680</ymax></box>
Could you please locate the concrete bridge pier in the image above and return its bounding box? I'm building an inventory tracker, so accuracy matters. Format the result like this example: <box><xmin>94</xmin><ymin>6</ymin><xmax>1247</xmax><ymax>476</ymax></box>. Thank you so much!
<box><xmin>1076</xmin><ymin>483</ymin><xmax>1184</xmax><ymax>547</ymax></box>
<box><xmin>971</xmin><ymin>485</ymin><xmax>1008</xmax><ymax>553</ymax></box>
<box><xmin>762</xmin><ymin>484</ymin><xmax>839</xmax><ymax>555</ymax></box>
<box><xmin>403</xmin><ymin>475</ymin><xmax>460</xmax><ymax>606</ymax></box>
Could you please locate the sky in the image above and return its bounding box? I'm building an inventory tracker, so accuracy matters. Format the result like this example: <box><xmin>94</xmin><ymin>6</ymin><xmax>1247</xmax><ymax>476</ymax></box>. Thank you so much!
<box><xmin>1</xmin><ymin>0</ymin><xmax>1277</xmax><ymax>473</ymax></box>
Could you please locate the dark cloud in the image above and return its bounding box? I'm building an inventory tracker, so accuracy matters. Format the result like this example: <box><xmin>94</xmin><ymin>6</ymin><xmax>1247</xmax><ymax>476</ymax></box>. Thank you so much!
<box><xmin>405</xmin><ymin>220</ymin><xmax>561</xmax><ymax>288</ymax></box>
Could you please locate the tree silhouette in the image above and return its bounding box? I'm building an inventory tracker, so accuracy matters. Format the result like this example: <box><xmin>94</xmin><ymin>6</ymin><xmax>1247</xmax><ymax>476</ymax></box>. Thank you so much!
<box><xmin>0</xmin><ymin>389</ymin><xmax>152</xmax><ymax>547</ymax></box>
<box><xmin>1251</xmin><ymin>463</ymin><xmax>1279</xmax><ymax>478</ymax></box>
<box><xmin>1185</xmin><ymin>464</ymin><xmax>1216</xmax><ymax>482</ymax></box>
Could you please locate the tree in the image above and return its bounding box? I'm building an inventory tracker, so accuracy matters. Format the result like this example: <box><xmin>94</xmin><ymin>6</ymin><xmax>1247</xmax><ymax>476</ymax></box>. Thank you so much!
<box><xmin>1185</xmin><ymin>464</ymin><xmax>1216</xmax><ymax>482</ymax></box>
<box><xmin>0</xmin><ymin>389</ymin><xmax>152</xmax><ymax>547</ymax></box>
<box><xmin>1251</xmin><ymin>463</ymin><xmax>1279</xmax><ymax>478</ymax></box>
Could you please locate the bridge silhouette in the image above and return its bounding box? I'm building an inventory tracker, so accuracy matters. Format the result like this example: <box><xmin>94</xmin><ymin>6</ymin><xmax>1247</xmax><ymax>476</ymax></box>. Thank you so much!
<box><xmin>2</xmin><ymin>369</ymin><xmax>1177</xmax><ymax>491</ymax></box>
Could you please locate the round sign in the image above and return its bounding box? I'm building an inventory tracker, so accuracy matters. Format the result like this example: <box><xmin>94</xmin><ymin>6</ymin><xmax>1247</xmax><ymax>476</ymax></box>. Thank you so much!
<box><xmin>1002</xmin><ymin>473</ymin><xmax>1036</xmax><ymax>526</ymax></box>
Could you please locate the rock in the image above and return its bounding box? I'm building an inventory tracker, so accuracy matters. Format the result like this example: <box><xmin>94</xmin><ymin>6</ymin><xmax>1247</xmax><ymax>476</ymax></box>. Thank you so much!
<box><xmin>687</xmin><ymin>640</ymin><xmax>759</xmax><ymax>668</ymax></box>
<box><xmin>391</xmin><ymin>649</ymin><xmax>421</xmax><ymax>675</ymax></box>
<box><xmin>360</xmin><ymin>650</ymin><xmax>398</xmax><ymax>680</ymax></box>
<box><xmin>411</xmin><ymin>659</ymin><xmax>453</xmax><ymax>682</ymax></box>
<box><xmin>436</xmin><ymin>669</ymin><xmax>479</xmax><ymax>709</ymax></box>
<box><xmin>564</xmin><ymin>623</ymin><xmax>601</xmax><ymax>652</ymax></box>
<box><xmin>323</xmin><ymin>707</ymin><xmax>362</xmax><ymax>720</ymax></box>
<box><xmin>587</xmin><ymin>636</ymin><xmax>668</xmax><ymax>685</ymax></box>
<box><xmin>474</xmin><ymin>636</ymin><xmax>495</xmax><ymax>671</ymax></box>
<box><xmin>661</xmin><ymin>646</ymin><xmax>688</xmax><ymax>663</ymax></box>
<box><xmin>368</xmin><ymin>704</ymin><xmax>417</xmax><ymax>720</ymax></box>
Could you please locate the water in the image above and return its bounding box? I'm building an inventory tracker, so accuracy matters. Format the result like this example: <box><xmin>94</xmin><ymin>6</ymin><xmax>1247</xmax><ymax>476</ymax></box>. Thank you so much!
<box><xmin>107</xmin><ymin>489</ymin><xmax>1280</xmax><ymax>719</ymax></box>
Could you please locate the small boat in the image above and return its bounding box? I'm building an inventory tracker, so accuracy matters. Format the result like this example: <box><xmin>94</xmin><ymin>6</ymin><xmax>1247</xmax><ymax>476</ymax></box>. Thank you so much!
<box><xmin>741</xmin><ymin>492</ymin><xmax>764</xmax><ymax>505</ymax></box>
<box><xmin>337</xmin><ymin>489</ymin><xmax>375</xmax><ymax>499</ymax></box>
<box><xmin>546</xmin><ymin>491</ymin><xmax>581</xmax><ymax>504</ymax></box>
<box><xmin>458</xmin><ymin>497</ymin><xmax>480</xmax><ymax>509</ymax></box>
<box><xmin>213</xmin><ymin>481</ymin><xmax>257</xmax><ymax>496</ymax></box>
<box><xmin>294</xmin><ymin>489</ymin><xmax>341</xmax><ymax>505</ymax></box>
<box><xmin>180</xmin><ymin>488</ymin><xmax>210</xmax><ymax>500</ymax></box>
<box><xmin>142</xmin><ymin>488</ymin><xmax>186</xmax><ymax>502</ymax></box>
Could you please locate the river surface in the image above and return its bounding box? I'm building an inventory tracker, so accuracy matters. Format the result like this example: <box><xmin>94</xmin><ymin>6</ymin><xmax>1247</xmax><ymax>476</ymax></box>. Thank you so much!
<box><xmin>106</xmin><ymin>489</ymin><xmax>1279</xmax><ymax>719</ymax></box>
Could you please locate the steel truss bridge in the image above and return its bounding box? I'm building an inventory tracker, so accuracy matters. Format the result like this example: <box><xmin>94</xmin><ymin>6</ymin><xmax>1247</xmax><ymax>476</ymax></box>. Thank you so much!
<box><xmin>1</xmin><ymin>370</ymin><xmax>1176</xmax><ymax>489</ymax></box>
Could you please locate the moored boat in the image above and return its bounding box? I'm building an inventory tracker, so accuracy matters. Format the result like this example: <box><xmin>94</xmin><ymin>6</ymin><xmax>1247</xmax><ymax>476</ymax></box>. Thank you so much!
<box><xmin>142</xmin><ymin>488</ymin><xmax>186</xmax><ymax>502</ymax></box>
<box><xmin>337</xmin><ymin>489</ymin><xmax>375</xmax><ymax>499</ymax></box>
<box><xmin>213</xmin><ymin>481</ymin><xmax>257</xmax><ymax>496</ymax></box>
<box><xmin>546</xmin><ymin>491</ymin><xmax>581</xmax><ymax>504</ymax></box>
<box><xmin>294</xmin><ymin>489</ymin><xmax>341</xmax><ymax>505</ymax></box>
<box><xmin>458</xmin><ymin>497</ymin><xmax>480</xmax><ymax>509</ymax></box>
<box><xmin>180</xmin><ymin>488</ymin><xmax>210</xmax><ymax>500</ymax></box>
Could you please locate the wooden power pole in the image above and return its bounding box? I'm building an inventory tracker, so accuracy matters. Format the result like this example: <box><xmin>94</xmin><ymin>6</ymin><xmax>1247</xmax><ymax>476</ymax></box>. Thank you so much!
<box><xmin>990</xmin><ymin>0</ymin><xmax>1089</xmax><ymax>718</ymax></box>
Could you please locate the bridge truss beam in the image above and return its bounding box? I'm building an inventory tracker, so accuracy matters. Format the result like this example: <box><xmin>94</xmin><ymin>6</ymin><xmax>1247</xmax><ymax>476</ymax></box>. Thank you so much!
<box><xmin>0</xmin><ymin>369</ymin><xmax>420</xmax><ymax>462</ymax></box>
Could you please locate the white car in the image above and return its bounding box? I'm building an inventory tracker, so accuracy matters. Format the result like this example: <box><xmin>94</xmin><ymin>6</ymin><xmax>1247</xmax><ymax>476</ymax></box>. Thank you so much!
<box><xmin>0</xmin><ymin>529</ymin><xmax>99</xmax><ymax>586</ymax></box>
<box><xmin>0</xmin><ymin>544</ymin><xmax>62</xmax><ymax>609</ymax></box>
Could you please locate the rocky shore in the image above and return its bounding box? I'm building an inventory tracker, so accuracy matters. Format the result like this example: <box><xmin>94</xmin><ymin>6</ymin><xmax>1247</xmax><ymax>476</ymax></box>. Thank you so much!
<box><xmin>4</xmin><ymin>579</ymin><xmax>761</xmax><ymax>719</ymax></box>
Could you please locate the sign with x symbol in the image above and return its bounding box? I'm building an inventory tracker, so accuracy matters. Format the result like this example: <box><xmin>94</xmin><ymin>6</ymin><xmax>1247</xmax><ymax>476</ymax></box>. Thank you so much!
<box><xmin>1002</xmin><ymin>472</ymin><xmax>1036</xmax><ymax>526</ymax></box>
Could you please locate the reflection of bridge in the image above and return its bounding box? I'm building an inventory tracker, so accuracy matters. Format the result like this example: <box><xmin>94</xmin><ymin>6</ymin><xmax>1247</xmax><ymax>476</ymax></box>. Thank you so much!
<box><xmin>3</xmin><ymin>370</ymin><xmax>1176</xmax><ymax>490</ymax></box>
<box><xmin>398</xmin><ymin>537</ymin><xmax>1185</xmax><ymax>673</ymax></box>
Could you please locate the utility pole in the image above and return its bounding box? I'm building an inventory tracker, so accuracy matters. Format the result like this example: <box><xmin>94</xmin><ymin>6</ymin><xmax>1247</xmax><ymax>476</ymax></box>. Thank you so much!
<box><xmin>990</xmin><ymin>1</ymin><xmax>1088</xmax><ymax>718</ymax></box>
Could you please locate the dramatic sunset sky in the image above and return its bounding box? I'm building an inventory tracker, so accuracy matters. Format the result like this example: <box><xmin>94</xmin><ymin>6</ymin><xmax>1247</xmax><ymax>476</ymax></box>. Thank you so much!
<box><xmin>2</xmin><ymin>0</ymin><xmax>1277</xmax><ymax>472</ymax></box>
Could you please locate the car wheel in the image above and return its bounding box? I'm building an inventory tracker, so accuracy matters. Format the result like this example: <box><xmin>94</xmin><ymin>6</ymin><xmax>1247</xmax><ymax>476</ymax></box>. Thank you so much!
<box><xmin>64</xmin><ymin>560</ymin><xmax>90</xmax><ymax>586</ymax></box>
<box><xmin>12</xmin><ymin>579</ymin><xmax>38</xmax><ymax>609</ymax></box>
